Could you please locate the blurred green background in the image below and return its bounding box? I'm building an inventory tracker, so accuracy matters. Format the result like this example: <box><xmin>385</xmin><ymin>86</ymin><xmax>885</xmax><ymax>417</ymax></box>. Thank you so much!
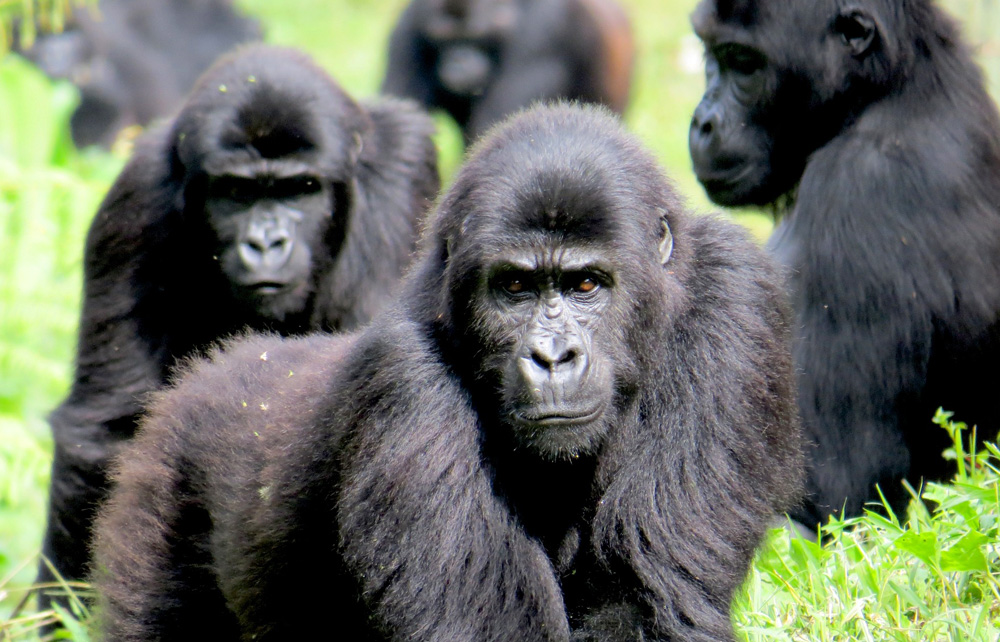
<box><xmin>1</xmin><ymin>0</ymin><xmax>999</xmax><ymax>634</ymax></box>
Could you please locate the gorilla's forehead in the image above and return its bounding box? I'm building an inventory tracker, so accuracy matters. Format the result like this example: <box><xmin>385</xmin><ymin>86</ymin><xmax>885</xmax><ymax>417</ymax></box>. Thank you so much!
<box><xmin>452</xmin><ymin>211</ymin><xmax>644</xmax><ymax>284</ymax></box>
<box><xmin>476</xmin><ymin>237</ymin><xmax>616</xmax><ymax>271</ymax></box>
<box><xmin>446</xmin><ymin>174</ymin><xmax>651</xmax><ymax>271</ymax></box>
<box><xmin>692</xmin><ymin>0</ymin><xmax>833</xmax><ymax>40</ymax></box>
<box><xmin>691</xmin><ymin>0</ymin><xmax>758</xmax><ymax>35</ymax></box>
<box><xmin>472</xmin><ymin>168</ymin><xmax>637</xmax><ymax>236</ymax></box>
<box><xmin>463</xmin><ymin>197</ymin><xmax>630</xmax><ymax>249</ymax></box>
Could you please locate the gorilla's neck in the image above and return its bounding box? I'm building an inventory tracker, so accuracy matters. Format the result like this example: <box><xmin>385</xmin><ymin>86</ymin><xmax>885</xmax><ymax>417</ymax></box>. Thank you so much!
<box><xmin>484</xmin><ymin>430</ymin><xmax>598</xmax><ymax>556</ymax></box>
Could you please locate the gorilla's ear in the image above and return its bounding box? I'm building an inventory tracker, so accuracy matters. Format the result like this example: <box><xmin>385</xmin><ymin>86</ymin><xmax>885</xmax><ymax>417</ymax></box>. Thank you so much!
<box><xmin>349</xmin><ymin>131</ymin><xmax>365</xmax><ymax>166</ymax></box>
<box><xmin>658</xmin><ymin>216</ymin><xmax>673</xmax><ymax>265</ymax></box>
<box><xmin>835</xmin><ymin>7</ymin><xmax>878</xmax><ymax>57</ymax></box>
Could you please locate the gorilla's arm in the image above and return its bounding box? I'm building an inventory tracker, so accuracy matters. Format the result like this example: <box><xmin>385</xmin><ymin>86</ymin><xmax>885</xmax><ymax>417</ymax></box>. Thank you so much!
<box><xmin>42</xmin><ymin>127</ymin><xmax>178</xmax><ymax>585</ymax></box>
<box><xmin>323</xmin><ymin>97</ymin><xmax>439</xmax><ymax>329</ymax></box>
<box><xmin>92</xmin><ymin>333</ymin><xmax>350</xmax><ymax>640</ymax></box>
<box><xmin>583</xmin><ymin>218</ymin><xmax>802</xmax><ymax>642</ymax></box>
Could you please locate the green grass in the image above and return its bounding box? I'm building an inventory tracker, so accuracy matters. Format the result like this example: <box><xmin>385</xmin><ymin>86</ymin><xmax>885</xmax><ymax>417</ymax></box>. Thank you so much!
<box><xmin>1</xmin><ymin>0</ymin><xmax>999</xmax><ymax>638</ymax></box>
<box><xmin>737</xmin><ymin>411</ymin><xmax>1000</xmax><ymax>641</ymax></box>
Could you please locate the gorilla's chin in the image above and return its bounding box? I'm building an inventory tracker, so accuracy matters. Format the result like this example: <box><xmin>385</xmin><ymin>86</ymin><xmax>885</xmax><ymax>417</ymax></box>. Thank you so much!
<box><xmin>237</xmin><ymin>280</ymin><xmax>312</xmax><ymax>322</ymax></box>
<box><xmin>694</xmin><ymin>160</ymin><xmax>779</xmax><ymax>208</ymax></box>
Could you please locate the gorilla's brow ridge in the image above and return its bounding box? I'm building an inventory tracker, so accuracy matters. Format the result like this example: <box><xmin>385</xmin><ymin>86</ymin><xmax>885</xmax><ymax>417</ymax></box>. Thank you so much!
<box><xmin>482</xmin><ymin>246</ymin><xmax>614</xmax><ymax>276</ymax></box>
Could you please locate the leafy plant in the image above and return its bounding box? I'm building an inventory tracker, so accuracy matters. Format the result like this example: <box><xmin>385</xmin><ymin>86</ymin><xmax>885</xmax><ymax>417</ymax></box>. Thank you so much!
<box><xmin>0</xmin><ymin>54</ymin><xmax>121</xmax><ymax>623</ymax></box>
<box><xmin>0</xmin><ymin>1</ymin><xmax>97</xmax><ymax>52</ymax></box>
<box><xmin>734</xmin><ymin>410</ymin><xmax>1000</xmax><ymax>641</ymax></box>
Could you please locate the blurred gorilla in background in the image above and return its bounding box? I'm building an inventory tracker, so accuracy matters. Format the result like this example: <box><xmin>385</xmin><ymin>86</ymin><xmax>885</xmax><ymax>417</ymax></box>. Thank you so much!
<box><xmin>15</xmin><ymin>0</ymin><xmax>261</xmax><ymax>147</ymax></box>
<box><xmin>38</xmin><ymin>44</ymin><xmax>439</xmax><ymax>618</ymax></box>
<box><xmin>382</xmin><ymin>0</ymin><xmax>634</xmax><ymax>143</ymax></box>
<box><xmin>689</xmin><ymin>0</ymin><xmax>1000</xmax><ymax>526</ymax></box>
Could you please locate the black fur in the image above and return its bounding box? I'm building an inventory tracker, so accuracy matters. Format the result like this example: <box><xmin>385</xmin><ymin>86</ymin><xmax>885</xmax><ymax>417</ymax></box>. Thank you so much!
<box><xmin>92</xmin><ymin>104</ymin><xmax>801</xmax><ymax>642</ymax></box>
<box><xmin>382</xmin><ymin>0</ymin><xmax>634</xmax><ymax>143</ymax></box>
<box><xmin>39</xmin><ymin>44</ymin><xmax>439</xmax><ymax>611</ymax></box>
<box><xmin>689</xmin><ymin>0</ymin><xmax>1000</xmax><ymax>524</ymax></box>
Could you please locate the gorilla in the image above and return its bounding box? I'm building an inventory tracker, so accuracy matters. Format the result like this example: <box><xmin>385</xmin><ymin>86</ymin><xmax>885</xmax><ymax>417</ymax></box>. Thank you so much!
<box><xmin>688</xmin><ymin>0</ymin><xmax>1000</xmax><ymax>526</ymax></box>
<box><xmin>16</xmin><ymin>0</ymin><xmax>261</xmax><ymax>147</ymax></box>
<box><xmin>382</xmin><ymin>0</ymin><xmax>634</xmax><ymax>143</ymax></box>
<box><xmin>39</xmin><ymin>44</ymin><xmax>439</xmax><ymax>615</ymax></box>
<box><xmin>91</xmin><ymin>104</ymin><xmax>802</xmax><ymax>642</ymax></box>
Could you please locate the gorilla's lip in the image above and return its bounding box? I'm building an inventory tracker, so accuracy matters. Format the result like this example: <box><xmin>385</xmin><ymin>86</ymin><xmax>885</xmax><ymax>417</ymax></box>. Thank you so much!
<box><xmin>697</xmin><ymin>165</ymin><xmax>765</xmax><ymax>206</ymax></box>
<box><xmin>242</xmin><ymin>280</ymin><xmax>289</xmax><ymax>296</ymax></box>
<box><xmin>514</xmin><ymin>404</ymin><xmax>606</xmax><ymax>427</ymax></box>
<box><xmin>696</xmin><ymin>162</ymin><xmax>755</xmax><ymax>191</ymax></box>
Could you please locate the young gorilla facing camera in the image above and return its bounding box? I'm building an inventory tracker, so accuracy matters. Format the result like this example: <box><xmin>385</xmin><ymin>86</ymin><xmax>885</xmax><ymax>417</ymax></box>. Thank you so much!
<box><xmin>92</xmin><ymin>104</ymin><xmax>803</xmax><ymax>642</ymax></box>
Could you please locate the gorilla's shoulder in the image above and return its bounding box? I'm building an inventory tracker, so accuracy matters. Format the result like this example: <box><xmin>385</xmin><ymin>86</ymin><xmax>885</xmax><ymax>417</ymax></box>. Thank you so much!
<box><xmin>361</xmin><ymin>96</ymin><xmax>438</xmax><ymax>149</ymax></box>
<box><xmin>680</xmin><ymin>213</ymin><xmax>790</xmax><ymax>321</ymax></box>
<box><xmin>149</xmin><ymin>334</ymin><xmax>353</xmax><ymax>427</ymax></box>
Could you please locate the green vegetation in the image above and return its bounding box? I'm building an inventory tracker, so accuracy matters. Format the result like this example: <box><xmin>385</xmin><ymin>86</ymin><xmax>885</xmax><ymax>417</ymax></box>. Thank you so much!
<box><xmin>0</xmin><ymin>53</ymin><xmax>122</xmax><ymax>636</ymax></box>
<box><xmin>0</xmin><ymin>1</ymin><xmax>91</xmax><ymax>51</ymax></box>
<box><xmin>738</xmin><ymin>411</ymin><xmax>1000</xmax><ymax>641</ymax></box>
<box><xmin>1</xmin><ymin>0</ymin><xmax>998</xmax><ymax>638</ymax></box>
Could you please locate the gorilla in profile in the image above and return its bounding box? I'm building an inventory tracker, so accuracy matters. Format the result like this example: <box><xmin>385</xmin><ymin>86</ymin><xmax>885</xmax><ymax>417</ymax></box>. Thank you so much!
<box><xmin>39</xmin><ymin>44</ymin><xmax>438</xmax><ymax>612</ymax></box>
<box><xmin>92</xmin><ymin>104</ymin><xmax>802</xmax><ymax>641</ymax></box>
<box><xmin>688</xmin><ymin>0</ymin><xmax>1000</xmax><ymax>525</ymax></box>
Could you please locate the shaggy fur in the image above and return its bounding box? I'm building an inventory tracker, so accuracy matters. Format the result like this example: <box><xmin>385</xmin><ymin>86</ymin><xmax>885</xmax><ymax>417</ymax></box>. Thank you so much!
<box><xmin>92</xmin><ymin>104</ymin><xmax>802</xmax><ymax>642</ymax></box>
<box><xmin>39</xmin><ymin>44</ymin><xmax>438</xmax><ymax>611</ymax></box>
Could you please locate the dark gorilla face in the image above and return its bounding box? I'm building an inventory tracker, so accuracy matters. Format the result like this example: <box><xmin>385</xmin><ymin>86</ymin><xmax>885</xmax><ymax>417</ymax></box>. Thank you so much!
<box><xmin>688</xmin><ymin>0</ymin><xmax>889</xmax><ymax>206</ymax></box>
<box><xmin>456</xmin><ymin>215</ymin><xmax>672</xmax><ymax>461</ymax></box>
<box><xmin>423</xmin><ymin>0</ymin><xmax>517</xmax><ymax>97</ymax></box>
<box><xmin>171</xmin><ymin>46</ymin><xmax>369</xmax><ymax>325</ymax></box>
<box><xmin>479</xmin><ymin>241</ymin><xmax>618</xmax><ymax>458</ymax></box>
<box><xmin>204</xmin><ymin>174</ymin><xmax>334</xmax><ymax>320</ymax></box>
<box><xmin>439</xmin><ymin>110</ymin><xmax>677</xmax><ymax>460</ymax></box>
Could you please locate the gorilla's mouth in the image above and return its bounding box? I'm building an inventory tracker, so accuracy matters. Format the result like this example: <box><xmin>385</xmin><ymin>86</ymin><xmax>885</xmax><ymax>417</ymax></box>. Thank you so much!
<box><xmin>243</xmin><ymin>280</ymin><xmax>289</xmax><ymax>296</ymax></box>
<box><xmin>698</xmin><ymin>163</ymin><xmax>773</xmax><ymax>207</ymax></box>
<box><xmin>514</xmin><ymin>404</ymin><xmax>606</xmax><ymax>427</ymax></box>
<box><xmin>696</xmin><ymin>161</ymin><xmax>754</xmax><ymax>191</ymax></box>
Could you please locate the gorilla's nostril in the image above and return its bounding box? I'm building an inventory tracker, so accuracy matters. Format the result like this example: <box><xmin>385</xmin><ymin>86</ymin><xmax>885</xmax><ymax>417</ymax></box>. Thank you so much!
<box><xmin>531</xmin><ymin>351</ymin><xmax>551</xmax><ymax>370</ymax></box>
<box><xmin>700</xmin><ymin>120</ymin><xmax>714</xmax><ymax>136</ymax></box>
<box><xmin>558</xmin><ymin>349</ymin><xmax>578</xmax><ymax>365</ymax></box>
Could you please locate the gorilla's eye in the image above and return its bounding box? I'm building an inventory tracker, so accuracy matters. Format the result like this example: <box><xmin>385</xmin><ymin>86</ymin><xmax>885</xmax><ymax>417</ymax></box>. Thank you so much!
<box><xmin>210</xmin><ymin>177</ymin><xmax>259</xmax><ymax>203</ymax></box>
<box><xmin>492</xmin><ymin>271</ymin><xmax>535</xmax><ymax>298</ymax></box>
<box><xmin>574</xmin><ymin>277</ymin><xmax>598</xmax><ymax>294</ymax></box>
<box><xmin>716</xmin><ymin>44</ymin><xmax>765</xmax><ymax>76</ymax></box>
<box><xmin>565</xmin><ymin>272</ymin><xmax>605</xmax><ymax>297</ymax></box>
<box><xmin>502</xmin><ymin>278</ymin><xmax>525</xmax><ymax>294</ymax></box>
<box><xmin>266</xmin><ymin>176</ymin><xmax>323</xmax><ymax>200</ymax></box>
